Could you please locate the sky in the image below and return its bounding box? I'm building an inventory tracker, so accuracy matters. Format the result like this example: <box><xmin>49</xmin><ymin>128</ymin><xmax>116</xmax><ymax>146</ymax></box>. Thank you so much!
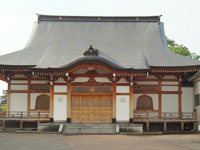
<box><xmin>0</xmin><ymin>0</ymin><xmax>200</xmax><ymax>95</ymax></box>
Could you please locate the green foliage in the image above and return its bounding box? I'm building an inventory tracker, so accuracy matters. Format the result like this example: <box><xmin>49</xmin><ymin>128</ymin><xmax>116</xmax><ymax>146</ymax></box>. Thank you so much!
<box><xmin>166</xmin><ymin>37</ymin><xmax>200</xmax><ymax>60</ymax></box>
<box><xmin>0</xmin><ymin>90</ymin><xmax>7</xmax><ymax>106</ymax></box>
<box><xmin>0</xmin><ymin>106</ymin><xmax>7</xmax><ymax>111</ymax></box>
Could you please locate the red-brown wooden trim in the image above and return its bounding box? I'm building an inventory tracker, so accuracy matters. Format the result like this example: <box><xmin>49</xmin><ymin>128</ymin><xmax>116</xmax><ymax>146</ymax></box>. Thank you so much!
<box><xmin>113</xmin><ymin>82</ymin><xmax>116</xmax><ymax>120</ymax></box>
<box><xmin>130</xmin><ymin>85</ymin><xmax>134</xmax><ymax>119</ymax></box>
<box><xmin>158</xmin><ymin>78</ymin><xmax>162</xmax><ymax>117</ymax></box>
<box><xmin>54</xmin><ymin>92</ymin><xmax>67</xmax><ymax>95</ymax></box>
<box><xmin>50</xmin><ymin>86</ymin><xmax>54</xmax><ymax>118</ymax></box>
<box><xmin>7</xmin><ymin>80</ymin><xmax>11</xmax><ymax>112</ymax></box>
<box><xmin>67</xmin><ymin>82</ymin><xmax>72</xmax><ymax>119</ymax></box>
<box><xmin>116</xmin><ymin>93</ymin><xmax>130</xmax><ymax>95</ymax></box>
<box><xmin>161</xmin><ymin>84</ymin><xmax>178</xmax><ymax>86</ymax></box>
<box><xmin>178</xmin><ymin>78</ymin><xmax>182</xmax><ymax>117</ymax></box>
<box><xmin>27</xmin><ymin>78</ymin><xmax>31</xmax><ymax>112</ymax></box>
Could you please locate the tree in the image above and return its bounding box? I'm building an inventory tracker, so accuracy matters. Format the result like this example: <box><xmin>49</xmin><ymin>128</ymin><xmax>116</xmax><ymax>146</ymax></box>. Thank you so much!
<box><xmin>0</xmin><ymin>90</ymin><xmax>7</xmax><ymax>106</ymax></box>
<box><xmin>166</xmin><ymin>37</ymin><xmax>200</xmax><ymax>60</ymax></box>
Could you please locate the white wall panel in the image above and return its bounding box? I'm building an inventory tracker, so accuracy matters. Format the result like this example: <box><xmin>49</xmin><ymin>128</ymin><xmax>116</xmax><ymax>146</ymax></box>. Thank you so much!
<box><xmin>162</xmin><ymin>94</ymin><xmax>178</xmax><ymax>112</ymax></box>
<box><xmin>162</xmin><ymin>81</ymin><xmax>178</xmax><ymax>85</ymax></box>
<box><xmin>163</xmin><ymin>75</ymin><xmax>177</xmax><ymax>79</ymax></box>
<box><xmin>182</xmin><ymin>87</ymin><xmax>194</xmax><ymax>112</ymax></box>
<box><xmin>31</xmin><ymin>80</ymin><xmax>48</xmax><ymax>84</ymax></box>
<box><xmin>30</xmin><ymin>93</ymin><xmax>49</xmax><ymax>109</ymax></box>
<box><xmin>136</xmin><ymin>81</ymin><xmax>158</xmax><ymax>85</ymax></box>
<box><xmin>95</xmin><ymin>77</ymin><xmax>110</xmax><ymax>82</ymax></box>
<box><xmin>116</xmin><ymin>86</ymin><xmax>129</xmax><ymax>93</ymax></box>
<box><xmin>54</xmin><ymin>86</ymin><xmax>67</xmax><ymax>93</ymax></box>
<box><xmin>116</xmin><ymin>95</ymin><xmax>129</xmax><ymax>121</ymax></box>
<box><xmin>55</xmin><ymin>77</ymin><xmax>67</xmax><ymax>83</ymax></box>
<box><xmin>10</xmin><ymin>93</ymin><xmax>27</xmax><ymax>111</ymax></box>
<box><xmin>10</xmin><ymin>85</ymin><xmax>27</xmax><ymax>90</ymax></box>
<box><xmin>118</xmin><ymin>78</ymin><xmax>129</xmax><ymax>83</ymax></box>
<box><xmin>133</xmin><ymin>94</ymin><xmax>158</xmax><ymax>110</ymax></box>
<box><xmin>162</xmin><ymin>86</ymin><xmax>178</xmax><ymax>91</ymax></box>
<box><xmin>54</xmin><ymin>95</ymin><xmax>67</xmax><ymax>121</ymax></box>
<box><xmin>194</xmin><ymin>81</ymin><xmax>200</xmax><ymax>95</ymax></box>
<box><xmin>73</xmin><ymin>77</ymin><xmax>89</xmax><ymax>82</ymax></box>
<box><xmin>11</xmin><ymin>80</ymin><xmax>27</xmax><ymax>84</ymax></box>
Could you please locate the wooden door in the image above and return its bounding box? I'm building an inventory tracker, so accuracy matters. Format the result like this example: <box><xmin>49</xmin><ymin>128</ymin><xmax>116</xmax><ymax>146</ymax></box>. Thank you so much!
<box><xmin>71</xmin><ymin>95</ymin><xmax>112</xmax><ymax>123</ymax></box>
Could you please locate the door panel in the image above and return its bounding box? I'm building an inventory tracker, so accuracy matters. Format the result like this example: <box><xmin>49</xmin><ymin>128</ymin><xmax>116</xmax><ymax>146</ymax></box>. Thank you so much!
<box><xmin>71</xmin><ymin>95</ymin><xmax>112</xmax><ymax>123</ymax></box>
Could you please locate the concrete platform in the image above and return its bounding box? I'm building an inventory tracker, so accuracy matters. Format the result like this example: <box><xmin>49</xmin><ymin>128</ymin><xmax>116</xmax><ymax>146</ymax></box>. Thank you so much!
<box><xmin>38</xmin><ymin>123</ymin><xmax>143</xmax><ymax>134</ymax></box>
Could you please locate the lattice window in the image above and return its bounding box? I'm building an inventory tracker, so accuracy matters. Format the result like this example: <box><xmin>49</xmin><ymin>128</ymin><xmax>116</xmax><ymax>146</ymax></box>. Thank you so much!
<box><xmin>35</xmin><ymin>94</ymin><xmax>50</xmax><ymax>109</ymax></box>
<box><xmin>137</xmin><ymin>95</ymin><xmax>153</xmax><ymax>110</ymax></box>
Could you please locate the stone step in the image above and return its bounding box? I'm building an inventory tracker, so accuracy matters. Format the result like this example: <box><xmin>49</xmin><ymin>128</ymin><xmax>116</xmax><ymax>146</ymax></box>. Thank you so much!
<box><xmin>62</xmin><ymin>123</ymin><xmax>116</xmax><ymax>134</ymax></box>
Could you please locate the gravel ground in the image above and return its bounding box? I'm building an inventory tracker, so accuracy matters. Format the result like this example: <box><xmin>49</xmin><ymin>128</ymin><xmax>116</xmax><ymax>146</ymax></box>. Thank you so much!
<box><xmin>0</xmin><ymin>133</ymin><xmax>199</xmax><ymax>150</ymax></box>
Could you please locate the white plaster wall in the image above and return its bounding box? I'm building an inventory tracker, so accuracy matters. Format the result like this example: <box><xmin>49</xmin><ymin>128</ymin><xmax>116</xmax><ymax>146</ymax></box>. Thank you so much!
<box><xmin>31</xmin><ymin>80</ymin><xmax>48</xmax><ymax>84</ymax></box>
<box><xmin>13</xmin><ymin>74</ymin><xmax>26</xmax><ymax>78</ymax></box>
<box><xmin>11</xmin><ymin>80</ymin><xmax>27</xmax><ymax>84</ymax></box>
<box><xmin>95</xmin><ymin>77</ymin><xmax>110</xmax><ymax>82</ymax></box>
<box><xmin>118</xmin><ymin>78</ymin><xmax>129</xmax><ymax>83</ymax></box>
<box><xmin>73</xmin><ymin>77</ymin><xmax>89</xmax><ymax>82</ymax></box>
<box><xmin>116</xmin><ymin>95</ymin><xmax>129</xmax><ymax>121</ymax></box>
<box><xmin>162</xmin><ymin>94</ymin><xmax>178</xmax><ymax>112</ymax></box>
<box><xmin>182</xmin><ymin>87</ymin><xmax>194</xmax><ymax>113</ymax></box>
<box><xmin>30</xmin><ymin>93</ymin><xmax>50</xmax><ymax>109</ymax></box>
<box><xmin>145</xmin><ymin>75</ymin><xmax>157</xmax><ymax>79</ymax></box>
<box><xmin>55</xmin><ymin>77</ymin><xmax>67</xmax><ymax>83</ymax></box>
<box><xmin>162</xmin><ymin>86</ymin><xmax>178</xmax><ymax>91</ymax></box>
<box><xmin>54</xmin><ymin>95</ymin><xmax>67</xmax><ymax>121</ymax></box>
<box><xmin>136</xmin><ymin>81</ymin><xmax>158</xmax><ymax>85</ymax></box>
<box><xmin>162</xmin><ymin>81</ymin><xmax>178</xmax><ymax>85</ymax></box>
<box><xmin>163</xmin><ymin>75</ymin><xmax>177</xmax><ymax>79</ymax></box>
<box><xmin>54</xmin><ymin>86</ymin><xmax>67</xmax><ymax>93</ymax></box>
<box><xmin>133</xmin><ymin>94</ymin><xmax>158</xmax><ymax>110</ymax></box>
<box><xmin>10</xmin><ymin>93</ymin><xmax>27</xmax><ymax>111</ymax></box>
<box><xmin>10</xmin><ymin>85</ymin><xmax>27</xmax><ymax>90</ymax></box>
<box><xmin>116</xmin><ymin>86</ymin><xmax>129</xmax><ymax>93</ymax></box>
<box><xmin>194</xmin><ymin>81</ymin><xmax>200</xmax><ymax>95</ymax></box>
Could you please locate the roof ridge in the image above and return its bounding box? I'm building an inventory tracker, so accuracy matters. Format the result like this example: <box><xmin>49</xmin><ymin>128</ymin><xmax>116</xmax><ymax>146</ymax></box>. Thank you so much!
<box><xmin>37</xmin><ymin>14</ymin><xmax>161</xmax><ymax>23</ymax></box>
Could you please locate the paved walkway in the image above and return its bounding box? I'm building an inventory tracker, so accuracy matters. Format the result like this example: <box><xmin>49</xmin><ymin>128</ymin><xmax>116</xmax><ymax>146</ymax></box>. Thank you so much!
<box><xmin>0</xmin><ymin>133</ymin><xmax>199</xmax><ymax>150</ymax></box>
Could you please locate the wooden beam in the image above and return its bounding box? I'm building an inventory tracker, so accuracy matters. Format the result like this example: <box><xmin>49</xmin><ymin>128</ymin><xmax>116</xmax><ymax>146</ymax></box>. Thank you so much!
<box><xmin>50</xmin><ymin>85</ymin><xmax>54</xmax><ymax>120</ymax></box>
<box><xmin>112</xmin><ymin>82</ymin><xmax>116</xmax><ymax>122</ymax></box>
<box><xmin>6</xmin><ymin>80</ymin><xmax>11</xmax><ymax>112</ymax></box>
<box><xmin>27</xmin><ymin>78</ymin><xmax>31</xmax><ymax>113</ymax></box>
<box><xmin>67</xmin><ymin>81</ymin><xmax>72</xmax><ymax>122</ymax></box>
<box><xmin>178</xmin><ymin>78</ymin><xmax>182</xmax><ymax>118</ymax></box>
<box><xmin>158</xmin><ymin>77</ymin><xmax>162</xmax><ymax>117</ymax></box>
<box><xmin>129</xmin><ymin>85</ymin><xmax>133</xmax><ymax>122</ymax></box>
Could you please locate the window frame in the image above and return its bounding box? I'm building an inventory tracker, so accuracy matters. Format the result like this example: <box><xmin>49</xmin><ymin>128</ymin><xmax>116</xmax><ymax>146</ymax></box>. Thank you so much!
<box><xmin>136</xmin><ymin>95</ymin><xmax>154</xmax><ymax>112</ymax></box>
<box><xmin>34</xmin><ymin>94</ymin><xmax>50</xmax><ymax>111</ymax></box>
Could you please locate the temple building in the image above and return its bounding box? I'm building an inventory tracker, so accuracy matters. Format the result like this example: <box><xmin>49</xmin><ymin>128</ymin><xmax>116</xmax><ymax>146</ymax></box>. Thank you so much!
<box><xmin>0</xmin><ymin>14</ymin><xmax>199</xmax><ymax>133</ymax></box>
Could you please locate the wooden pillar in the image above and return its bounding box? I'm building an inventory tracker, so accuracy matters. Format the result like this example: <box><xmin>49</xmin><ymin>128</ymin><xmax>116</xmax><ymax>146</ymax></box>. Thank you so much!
<box><xmin>2</xmin><ymin>119</ymin><xmax>5</xmax><ymax>130</ymax></box>
<box><xmin>6</xmin><ymin>80</ymin><xmax>11</xmax><ymax>113</ymax></box>
<box><xmin>146</xmin><ymin>121</ymin><xmax>149</xmax><ymax>131</ymax></box>
<box><xmin>20</xmin><ymin>120</ymin><xmax>23</xmax><ymax>129</ymax></box>
<box><xmin>129</xmin><ymin>84</ymin><xmax>134</xmax><ymax>123</ymax></box>
<box><xmin>178</xmin><ymin>77</ymin><xmax>182</xmax><ymax>118</ymax></box>
<box><xmin>164</xmin><ymin>121</ymin><xmax>167</xmax><ymax>131</ymax></box>
<box><xmin>50</xmin><ymin>85</ymin><xmax>54</xmax><ymax>122</ymax></box>
<box><xmin>181</xmin><ymin>121</ymin><xmax>184</xmax><ymax>131</ymax></box>
<box><xmin>67</xmin><ymin>81</ymin><xmax>71</xmax><ymax>123</ymax></box>
<box><xmin>27</xmin><ymin>78</ymin><xmax>31</xmax><ymax>114</ymax></box>
<box><xmin>158</xmin><ymin>77</ymin><xmax>162</xmax><ymax>117</ymax></box>
<box><xmin>112</xmin><ymin>81</ymin><xmax>116</xmax><ymax>123</ymax></box>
